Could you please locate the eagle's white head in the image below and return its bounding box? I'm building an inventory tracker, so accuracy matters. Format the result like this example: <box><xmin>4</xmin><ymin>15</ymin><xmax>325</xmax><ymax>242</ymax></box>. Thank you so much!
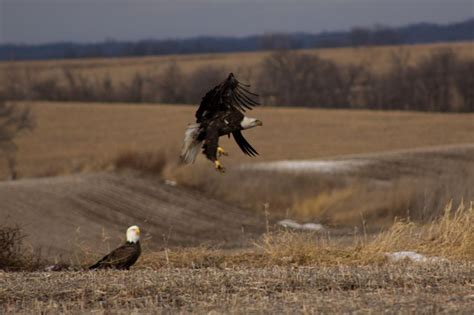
<box><xmin>126</xmin><ymin>225</ymin><xmax>140</xmax><ymax>243</ymax></box>
<box><xmin>241</xmin><ymin>116</ymin><xmax>263</xmax><ymax>129</ymax></box>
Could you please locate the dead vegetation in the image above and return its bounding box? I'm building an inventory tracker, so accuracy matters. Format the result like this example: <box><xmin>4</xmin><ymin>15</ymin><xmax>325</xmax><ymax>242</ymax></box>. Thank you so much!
<box><xmin>0</xmin><ymin>223</ymin><xmax>40</xmax><ymax>271</ymax></box>
<box><xmin>1</xmin><ymin>151</ymin><xmax>472</xmax><ymax>311</ymax></box>
<box><xmin>1</xmin><ymin>263</ymin><xmax>473</xmax><ymax>313</ymax></box>
<box><xmin>0</xmin><ymin>224</ymin><xmax>26</xmax><ymax>270</ymax></box>
<box><xmin>364</xmin><ymin>201</ymin><xmax>474</xmax><ymax>261</ymax></box>
<box><xmin>1</xmin><ymin>202</ymin><xmax>473</xmax><ymax>313</ymax></box>
<box><xmin>124</xmin><ymin>201</ymin><xmax>474</xmax><ymax>270</ymax></box>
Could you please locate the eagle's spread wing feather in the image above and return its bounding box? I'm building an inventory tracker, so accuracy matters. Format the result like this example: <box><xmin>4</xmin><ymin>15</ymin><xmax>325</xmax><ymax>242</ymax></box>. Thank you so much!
<box><xmin>195</xmin><ymin>73</ymin><xmax>259</xmax><ymax>123</ymax></box>
<box><xmin>232</xmin><ymin>130</ymin><xmax>259</xmax><ymax>156</ymax></box>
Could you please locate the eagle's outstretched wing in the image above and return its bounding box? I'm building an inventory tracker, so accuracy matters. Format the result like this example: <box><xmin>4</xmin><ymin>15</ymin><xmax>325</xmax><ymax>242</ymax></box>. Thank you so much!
<box><xmin>232</xmin><ymin>130</ymin><xmax>259</xmax><ymax>156</ymax></box>
<box><xmin>195</xmin><ymin>73</ymin><xmax>259</xmax><ymax>123</ymax></box>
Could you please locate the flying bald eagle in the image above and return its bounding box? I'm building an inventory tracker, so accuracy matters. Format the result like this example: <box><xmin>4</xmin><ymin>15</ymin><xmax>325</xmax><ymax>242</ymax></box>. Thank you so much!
<box><xmin>180</xmin><ymin>73</ymin><xmax>262</xmax><ymax>172</ymax></box>
<box><xmin>89</xmin><ymin>225</ymin><xmax>141</xmax><ymax>270</ymax></box>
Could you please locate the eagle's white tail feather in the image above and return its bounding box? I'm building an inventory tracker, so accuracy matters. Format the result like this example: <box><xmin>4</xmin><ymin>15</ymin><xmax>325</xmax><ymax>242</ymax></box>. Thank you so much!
<box><xmin>180</xmin><ymin>123</ymin><xmax>202</xmax><ymax>164</ymax></box>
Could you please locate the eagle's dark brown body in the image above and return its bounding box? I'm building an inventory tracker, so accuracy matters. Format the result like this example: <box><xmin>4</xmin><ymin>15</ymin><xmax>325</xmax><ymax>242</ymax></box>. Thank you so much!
<box><xmin>89</xmin><ymin>241</ymin><xmax>141</xmax><ymax>270</ymax></box>
<box><xmin>197</xmin><ymin>109</ymin><xmax>258</xmax><ymax>160</ymax></box>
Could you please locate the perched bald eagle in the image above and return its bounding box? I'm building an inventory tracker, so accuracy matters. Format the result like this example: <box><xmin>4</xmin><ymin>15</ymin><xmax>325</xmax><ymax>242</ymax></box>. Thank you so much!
<box><xmin>180</xmin><ymin>73</ymin><xmax>262</xmax><ymax>172</ymax></box>
<box><xmin>89</xmin><ymin>225</ymin><xmax>141</xmax><ymax>270</ymax></box>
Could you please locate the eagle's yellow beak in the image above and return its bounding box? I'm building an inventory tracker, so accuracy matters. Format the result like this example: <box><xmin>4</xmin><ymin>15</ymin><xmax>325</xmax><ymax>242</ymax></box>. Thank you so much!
<box><xmin>135</xmin><ymin>228</ymin><xmax>140</xmax><ymax>235</ymax></box>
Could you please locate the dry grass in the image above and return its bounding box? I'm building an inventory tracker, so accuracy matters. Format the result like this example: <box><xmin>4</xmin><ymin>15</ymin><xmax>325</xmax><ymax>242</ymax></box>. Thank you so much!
<box><xmin>1</xmin><ymin>264</ymin><xmax>473</xmax><ymax>313</ymax></box>
<box><xmin>135</xmin><ymin>201</ymin><xmax>474</xmax><ymax>270</ymax></box>
<box><xmin>254</xmin><ymin>201</ymin><xmax>473</xmax><ymax>266</ymax></box>
<box><xmin>1</xmin><ymin>205</ymin><xmax>473</xmax><ymax>312</ymax></box>
<box><xmin>1</xmin><ymin>203</ymin><xmax>472</xmax><ymax>313</ymax></box>
<box><xmin>364</xmin><ymin>201</ymin><xmax>474</xmax><ymax>261</ymax></box>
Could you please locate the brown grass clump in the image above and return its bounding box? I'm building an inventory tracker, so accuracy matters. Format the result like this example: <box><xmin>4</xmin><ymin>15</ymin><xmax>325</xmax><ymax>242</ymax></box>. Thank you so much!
<box><xmin>257</xmin><ymin>231</ymin><xmax>355</xmax><ymax>266</ymax></box>
<box><xmin>0</xmin><ymin>224</ymin><xmax>40</xmax><ymax>271</ymax></box>
<box><xmin>237</xmin><ymin>201</ymin><xmax>473</xmax><ymax>267</ymax></box>
<box><xmin>364</xmin><ymin>201</ymin><xmax>474</xmax><ymax>261</ymax></box>
<box><xmin>134</xmin><ymin>201</ymin><xmax>474</xmax><ymax>271</ymax></box>
<box><xmin>0</xmin><ymin>224</ymin><xmax>26</xmax><ymax>270</ymax></box>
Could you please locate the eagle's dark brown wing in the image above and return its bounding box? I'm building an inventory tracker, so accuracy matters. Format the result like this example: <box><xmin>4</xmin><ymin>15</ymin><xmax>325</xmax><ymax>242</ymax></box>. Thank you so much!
<box><xmin>195</xmin><ymin>73</ymin><xmax>259</xmax><ymax>123</ymax></box>
<box><xmin>232</xmin><ymin>130</ymin><xmax>259</xmax><ymax>156</ymax></box>
<box><xmin>89</xmin><ymin>242</ymin><xmax>141</xmax><ymax>270</ymax></box>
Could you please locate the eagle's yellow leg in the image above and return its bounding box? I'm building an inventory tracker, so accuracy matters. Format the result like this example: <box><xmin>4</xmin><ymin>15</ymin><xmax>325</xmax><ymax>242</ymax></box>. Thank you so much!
<box><xmin>214</xmin><ymin>160</ymin><xmax>225</xmax><ymax>173</ymax></box>
<box><xmin>217</xmin><ymin>146</ymin><xmax>228</xmax><ymax>157</ymax></box>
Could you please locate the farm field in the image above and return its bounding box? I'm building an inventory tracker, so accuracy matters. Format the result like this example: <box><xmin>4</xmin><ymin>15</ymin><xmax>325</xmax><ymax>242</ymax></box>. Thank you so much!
<box><xmin>1</xmin><ymin>41</ymin><xmax>473</xmax><ymax>84</ymax></box>
<box><xmin>2</xmin><ymin>264</ymin><xmax>473</xmax><ymax>313</ymax></box>
<box><xmin>6</xmin><ymin>101</ymin><xmax>474</xmax><ymax>180</ymax></box>
<box><xmin>0</xmin><ymin>100</ymin><xmax>472</xmax><ymax>258</ymax></box>
<box><xmin>1</xmin><ymin>191</ymin><xmax>473</xmax><ymax>313</ymax></box>
<box><xmin>1</xmin><ymin>42</ymin><xmax>473</xmax><ymax>314</ymax></box>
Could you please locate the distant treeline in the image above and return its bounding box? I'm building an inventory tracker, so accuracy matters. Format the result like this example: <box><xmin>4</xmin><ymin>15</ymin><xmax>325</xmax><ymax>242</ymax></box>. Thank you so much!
<box><xmin>1</xmin><ymin>48</ymin><xmax>472</xmax><ymax>112</ymax></box>
<box><xmin>1</xmin><ymin>18</ymin><xmax>473</xmax><ymax>61</ymax></box>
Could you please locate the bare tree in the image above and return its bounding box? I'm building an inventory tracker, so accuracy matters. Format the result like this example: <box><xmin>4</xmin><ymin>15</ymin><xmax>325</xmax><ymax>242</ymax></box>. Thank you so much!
<box><xmin>414</xmin><ymin>49</ymin><xmax>458</xmax><ymax>112</ymax></box>
<box><xmin>0</xmin><ymin>100</ymin><xmax>35</xmax><ymax>180</ymax></box>
<box><xmin>362</xmin><ymin>49</ymin><xmax>416</xmax><ymax>110</ymax></box>
<box><xmin>454</xmin><ymin>59</ymin><xmax>474</xmax><ymax>112</ymax></box>
<box><xmin>258</xmin><ymin>51</ymin><xmax>366</xmax><ymax>108</ymax></box>
<box><xmin>157</xmin><ymin>62</ymin><xmax>186</xmax><ymax>104</ymax></box>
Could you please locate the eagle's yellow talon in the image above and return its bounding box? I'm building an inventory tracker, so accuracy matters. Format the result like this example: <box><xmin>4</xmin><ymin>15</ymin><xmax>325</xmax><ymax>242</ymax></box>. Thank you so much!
<box><xmin>214</xmin><ymin>160</ymin><xmax>225</xmax><ymax>173</ymax></box>
<box><xmin>217</xmin><ymin>146</ymin><xmax>228</xmax><ymax>157</ymax></box>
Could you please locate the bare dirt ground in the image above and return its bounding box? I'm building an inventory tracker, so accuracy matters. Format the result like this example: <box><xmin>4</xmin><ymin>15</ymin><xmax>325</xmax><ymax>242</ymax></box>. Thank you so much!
<box><xmin>1</xmin><ymin>264</ymin><xmax>473</xmax><ymax>313</ymax></box>
<box><xmin>0</xmin><ymin>172</ymin><xmax>263</xmax><ymax>262</ymax></box>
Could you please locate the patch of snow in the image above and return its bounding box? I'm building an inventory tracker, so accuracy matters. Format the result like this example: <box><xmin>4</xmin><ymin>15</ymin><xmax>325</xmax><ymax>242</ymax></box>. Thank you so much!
<box><xmin>278</xmin><ymin>219</ymin><xmax>325</xmax><ymax>231</ymax></box>
<box><xmin>242</xmin><ymin>159</ymin><xmax>369</xmax><ymax>174</ymax></box>
<box><xmin>385</xmin><ymin>251</ymin><xmax>448</xmax><ymax>263</ymax></box>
